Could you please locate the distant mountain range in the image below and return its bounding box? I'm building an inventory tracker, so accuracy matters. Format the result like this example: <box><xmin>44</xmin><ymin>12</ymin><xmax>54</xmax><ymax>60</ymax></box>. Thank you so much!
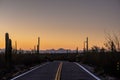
<box><xmin>40</xmin><ymin>48</ymin><xmax>75</xmax><ymax>53</ymax></box>
<box><xmin>0</xmin><ymin>48</ymin><xmax>82</xmax><ymax>54</ymax></box>
<box><xmin>0</xmin><ymin>49</ymin><xmax>4</xmax><ymax>53</ymax></box>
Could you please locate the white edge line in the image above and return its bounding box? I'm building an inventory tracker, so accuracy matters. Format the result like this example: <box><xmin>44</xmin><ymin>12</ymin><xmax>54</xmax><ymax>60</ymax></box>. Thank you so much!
<box><xmin>74</xmin><ymin>62</ymin><xmax>101</xmax><ymax>80</ymax></box>
<box><xmin>11</xmin><ymin>62</ymin><xmax>49</xmax><ymax>80</ymax></box>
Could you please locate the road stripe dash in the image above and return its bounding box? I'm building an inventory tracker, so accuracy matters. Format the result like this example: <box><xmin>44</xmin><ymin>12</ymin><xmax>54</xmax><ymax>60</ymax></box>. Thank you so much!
<box><xmin>55</xmin><ymin>62</ymin><xmax>63</xmax><ymax>80</ymax></box>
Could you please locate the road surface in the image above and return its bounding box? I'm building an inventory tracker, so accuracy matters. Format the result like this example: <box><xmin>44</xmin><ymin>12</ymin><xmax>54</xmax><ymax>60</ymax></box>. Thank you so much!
<box><xmin>11</xmin><ymin>61</ymin><xmax>101</xmax><ymax>80</ymax></box>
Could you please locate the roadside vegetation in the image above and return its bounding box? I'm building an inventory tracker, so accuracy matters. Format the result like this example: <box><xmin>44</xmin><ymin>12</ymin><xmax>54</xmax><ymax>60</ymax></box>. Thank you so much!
<box><xmin>0</xmin><ymin>32</ymin><xmax>120</xmax><ymax>79</ymax></box>
<box><xmin>0</xmin><ymin>52</ymin><xmax>120</xmax><ymax>79</ymax></box>
<box><xmin>76</xmin><ymin>52</ymin><xmax>120</xmax><ymax>79</ymax></box>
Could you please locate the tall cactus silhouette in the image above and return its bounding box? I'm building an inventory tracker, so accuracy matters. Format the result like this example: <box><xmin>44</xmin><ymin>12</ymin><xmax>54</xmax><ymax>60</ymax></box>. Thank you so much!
<box><xmin>5</xmin><ymin>33</ymin><xmax>12</xmax><ymax>69</ymax></box>
<box><xmin>86</xmin><ymin>37</ymin><xmax>88</xmax><ymax>52</ymax></box>
<box><xmin>83</xmin><ymin>41</ymin><xmax>85</xmax><ymax>52</ymax></box>
<box><xmin>37</xmin><ymin>37</ymin><xmax>40</xmax><ymax>54</ymax></box>
<box><xmin>76</xmin><ymin>47</ymin><xmax>78</xmax><ymax>53</ymax></box>
<box><xmin>15</xmin><ymin>41</ymin><xmax>17</xmax><ymax>54</ymax></box>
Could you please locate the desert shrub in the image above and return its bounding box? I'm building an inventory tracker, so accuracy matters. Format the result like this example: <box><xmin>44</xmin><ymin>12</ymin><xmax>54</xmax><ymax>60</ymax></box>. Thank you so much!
<box><xmin>80</xmin><ymin>52</ymin><xmax>120</xmax><ymax>77</ymax></box>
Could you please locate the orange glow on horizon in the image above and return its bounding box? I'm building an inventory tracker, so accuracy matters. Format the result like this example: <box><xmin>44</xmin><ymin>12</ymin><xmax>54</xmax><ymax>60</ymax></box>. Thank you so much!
<box><xmin>0</xmin><ymin>32</ymin><xmax>105</xmax><ymax>50</ymax></box>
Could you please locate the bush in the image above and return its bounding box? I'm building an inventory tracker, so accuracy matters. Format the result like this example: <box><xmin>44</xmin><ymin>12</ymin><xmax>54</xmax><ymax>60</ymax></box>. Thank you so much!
<box><xmin>79</xmin><ymin>52</ymin><xmax>120</xmax><ymax>78</ymax></box>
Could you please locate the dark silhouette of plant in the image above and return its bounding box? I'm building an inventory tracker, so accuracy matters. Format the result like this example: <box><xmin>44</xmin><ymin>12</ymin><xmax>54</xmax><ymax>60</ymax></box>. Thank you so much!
<box><xmin>113</xmin><ymin>34</ymin><xmax>120</xmax><ymax>51</ymax></box>
<box><xmin>83</xmin><ymin>37</ymin><xmax>89</xmax><ymax>53</ymax></box>
<box><xmin>86</xmin><ymin>37</ymin><xmax>88</xmax><ymax>52</ymax></box>
<box><xmin>80</xmin><ymin>52</ymin><xmax>120</xmax><ymax>78</ymax></box>
<box><xmin>76</xmin><ymin>47</ymin><xmax>78</xmax><ymax>53</ymax></box>
<box><xmin>37</xmin><ymin>37</ymin><xmax>40</xmax><ymax>54</ymax></box>
<box><xmin>91</xmin><ymin>46</ymin><xmax>100</xmax><ymax>53</ymax></box>
<box><xmin>5</xmin><ymin>33</ymin><xmax>12</xmax><ymax>69</ymax></box>
<box><xmin>15</xmin><ymin>41</ymin><xmax>17</xmax><ymax>54</ymax></box>
<box><xmin>104</xmin><ymin>33</ymin><xmax>119</xmax><ymax>52</ymax></box>
<box><xmin>83</xmin><ymin>41</ymin><xmax>86</xmax><ymax>53</ymax></box>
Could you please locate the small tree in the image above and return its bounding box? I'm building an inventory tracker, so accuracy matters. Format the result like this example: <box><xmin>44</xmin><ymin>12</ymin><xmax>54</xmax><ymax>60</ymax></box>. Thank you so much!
<box><xmin>104</xmin><ymin>33</ymin><xmax>119</xmax><ymax>52</ymax></box>
<box><xmin>91</xmin><ymin>46</ymin><xmax>100</xmax><ymax>53</ymax></box>
<box><xmin>113</xmin><ymin>34</ymin><xmax>120</xmax><ymax>51</ymax></box>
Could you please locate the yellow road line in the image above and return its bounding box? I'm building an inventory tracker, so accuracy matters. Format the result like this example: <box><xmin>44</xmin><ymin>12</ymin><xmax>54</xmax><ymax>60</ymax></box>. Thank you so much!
<box><xmin>55</xmin><ymin>62</ymin><xmax>63</xmax><ymax>80</ymax></box>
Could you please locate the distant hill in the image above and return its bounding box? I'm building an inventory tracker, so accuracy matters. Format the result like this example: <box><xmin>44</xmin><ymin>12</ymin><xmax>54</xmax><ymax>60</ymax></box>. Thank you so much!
<box><xmin>40</xmin><ymin>48</ymin><xmax>82</xmax><ymax>54</ymax></box>
<box><xmin>0</xmin><ymin>48</ymin><xmax>82</xmax><ymax>54</ymax></box>
<box><xmin>0</xmin><ymin>49</ymin><xmax>5</xmax><ymax>53</ymax></box>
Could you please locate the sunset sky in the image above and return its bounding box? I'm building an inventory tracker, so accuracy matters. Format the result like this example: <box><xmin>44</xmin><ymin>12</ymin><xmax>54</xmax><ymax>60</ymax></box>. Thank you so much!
<box><xmin>0</xmin><ymin>0</ymin><xmax>120</xmax><ymax>50</ymax></box>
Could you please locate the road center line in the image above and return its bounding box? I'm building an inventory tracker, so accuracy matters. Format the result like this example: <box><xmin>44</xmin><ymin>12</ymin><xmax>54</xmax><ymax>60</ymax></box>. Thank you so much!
<box><xmin>74</xmin><ymin>62</ymin><xmax>101</xmax><ymax>80</ymax></box>
<box><xmin>55</xmin><ymin>62</ymin><xmax>63</xmax><ymax>80</ymax></box>
<box><xmin>11</xmin><ymin>62</ymin><xmax>49</xmax><ymax>80</ymax></box>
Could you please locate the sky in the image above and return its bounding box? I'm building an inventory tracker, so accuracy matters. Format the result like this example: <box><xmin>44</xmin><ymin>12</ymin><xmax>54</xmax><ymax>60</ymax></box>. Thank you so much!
<box><xmin>0</xmin><ymin>0</ymin><xmax>120</xmax><ymax>50</ymax></box>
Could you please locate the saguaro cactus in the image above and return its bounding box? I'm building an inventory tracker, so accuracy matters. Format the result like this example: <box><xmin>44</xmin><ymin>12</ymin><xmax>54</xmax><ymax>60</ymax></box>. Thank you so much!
<box><xmin>83</xmin><ymin>41</ymin><xmax>85</xmax><ymax>52</ymax></box>
<box><xmin>37</xmin><ymin>37</ymin><xmax>40</xmax><ymax>54</ymax></box>
<box><xmin>5</xmin><ymin>33</ymin><xmax>12</xmax><ymax>69</ymax></box>
<box><xmin>15</xmin><ymin>41</ymin><xmax>17</xmax><ymax>54</ymax></box>
<box><xmin>76</xmin><ymin>47</ymin><xmax>78</xmax><ymax>53</ymax></box>
<box><xmin>86</xmin><ymin>37</ymin><xmax>88</xmax><ymax>52</ymax></box>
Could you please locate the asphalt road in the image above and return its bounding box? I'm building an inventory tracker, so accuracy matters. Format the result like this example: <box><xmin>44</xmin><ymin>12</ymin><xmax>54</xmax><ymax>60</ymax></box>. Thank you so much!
<box><xmin>11</xmin><ymin>61</ymin><xmax>100</xmax><ymax>80</ymax></box>
<box><xmin>11</xmin><ymin>62</ymin><xmax>59</xmax><ymax>80</ymax></box>
<box><xmin>61</xmin><ymin>62</ymin><xmax>97</xmax><ymax>80</ymax></box>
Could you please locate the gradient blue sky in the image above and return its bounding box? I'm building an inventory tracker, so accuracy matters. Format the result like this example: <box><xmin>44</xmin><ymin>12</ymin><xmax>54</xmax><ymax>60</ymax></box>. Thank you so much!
<box><xmin>0</xmin><ymin>0</ymin><xmax>120</xmax><ymax>50</ymax></box>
